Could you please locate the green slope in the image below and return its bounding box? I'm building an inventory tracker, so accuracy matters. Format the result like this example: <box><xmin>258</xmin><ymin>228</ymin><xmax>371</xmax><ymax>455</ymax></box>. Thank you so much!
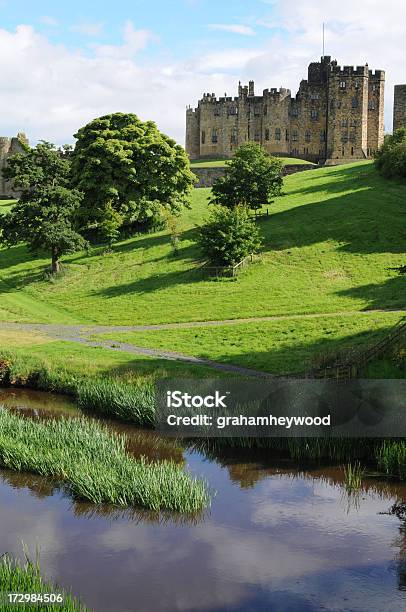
<box><xmin>0</xmin><ymin>161</ymin><xmax>404</xmax><ymax>327</ymax></box>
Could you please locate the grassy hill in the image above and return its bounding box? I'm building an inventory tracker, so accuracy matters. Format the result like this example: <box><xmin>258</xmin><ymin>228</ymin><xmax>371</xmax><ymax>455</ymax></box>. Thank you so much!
<box><xmin>0</xmin><ymin>160</ymin><xmax>404</xmax><ymax>375</ymax></box>
<box><xmin>190</xmin><ymin>156</ymin><xmax>314</xmax><ymax>168</ymax></box>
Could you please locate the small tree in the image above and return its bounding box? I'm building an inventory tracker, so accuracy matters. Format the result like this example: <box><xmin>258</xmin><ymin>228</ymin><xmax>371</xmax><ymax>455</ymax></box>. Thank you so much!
<box><xmin>199</xmin><ymin>205</ymin><xmax>262</xmax><ymax>266</ymax></box>
<box><xmin>210</xmin><ymin>142</ymin><xmax>283</xmax><ymax>211</ymax></box>
<box><xmin>71</xmin><ymin>113</ymin><xmax>196</xmax><ymax>241</ymax></box>
<box><xmin>0</xmin><ymin>142</ymin><xmax>86</xmax><ymax>274</ymax></box>
<box><xmin>375</xmin><ymin>128</ymin><xmax>406</xmax><ymax>179</ymax></box>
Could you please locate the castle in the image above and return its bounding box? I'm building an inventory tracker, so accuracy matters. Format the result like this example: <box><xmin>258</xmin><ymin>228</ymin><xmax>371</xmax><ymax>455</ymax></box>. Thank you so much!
<box><xmin>186</xmin><ymin>56</ymin><xmax>385</xmax><ymax>165</ymax></box>
<box><xmin>394</xmin><ymin>85</ymin><xmax>406</xmax><ymax>132</ymax></box>
<box><xmin>0</xmin><ymin>133</ymin><xmax>29</xmax><ymax>197</ymax></box>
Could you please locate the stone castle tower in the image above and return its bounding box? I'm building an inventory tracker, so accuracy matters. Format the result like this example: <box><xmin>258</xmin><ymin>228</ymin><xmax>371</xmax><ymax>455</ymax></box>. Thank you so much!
<box><xmin>393</xmin><ymin>85</ymin><xmax>406</xmax><ymax>132</ymax></box>
<box><xmin>186</xmin><ymin>56</ymin><xmax>385</xmax><ymax>165</ymax></box>
<box><xmin>0</xmin><ymin>133</ymin><xmax>29</xmax><ymax>197</ymax></box>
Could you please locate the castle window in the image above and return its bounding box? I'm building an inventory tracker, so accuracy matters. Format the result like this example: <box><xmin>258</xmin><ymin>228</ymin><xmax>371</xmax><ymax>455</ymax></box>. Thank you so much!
<box><xmin>291</xmin><ymin>107</ymin><xmax>298</xmax><ymax>117</ymax></box>
<box><xmin>201</xmin><ymin>131</ymin><xmax>206</xmax><ymax>144</ymax></box>
<box><xmin>320</xmin><ymin>130</ymin><xmax>326</xmax><ymax>142</ymax></box>
<box><xmin>228</xmin><ymin>106</ymin><xmax>237</xmax><ymax>116</ymax></box>
<box><xmin>349</xmin><ymin>133</ymin><xmax>356</xmax><ymax>142</ymax></box>
<box><xmin>368</xmin><ymin>100</ymin><xmax>376</xmax><ymax>110</ymax></box>
<box><xmin>211</xmin><ymin>128</ymin><xmax>218</xmax><ymax>144</ymax></box>
<box><xmin>254</xmin><ymin>131</ymin><xmax>260</xmax><ymax>141</ymax></box>
<box><xmin>351</xmin><ymin>146</ymin><xmax>354</xmax><ymax>156</ymax></box>
<box><xmin>341</xmin><ymin>133</ymin><xmax>348</xmax><ymax>143</ymax></box>
<box><xmin>254</xmin><ymin>106</ymin><xmax>260</xmax><ymax>117</ymax></box>
<box><xmin>305</xmin><ymin>130</ymin><xmax>311</xmax><ymax>143</ymax></box>
<box><xmin>354</xmin><ymin>80</ymin><xmax>359</xmax><ymax>89</ymax></box>
<box><xmin>339</xmin><ymin>81</ymin><xmax>346</xmax><ymax>89</ymax></box>
<box><xmin>352</xmin><ymin>97</ymin><xmax>358</xmax><ymax>108</ymax></box>
<box><xmin>310</xmin><ymin>93</ymin><xmax>319</xmax><ymax>100</ymax></box>
<box><xmin>372</xmin><ymin>84</ymin><xmax>377</xmax><ymax>92</ymax></box>
<box><xmin>350</xmin><ymin>119</ymin><xmax>357</xmax><ymax>127</ymax></box>
<box><xmin>341</xmin><ymin>119</ymin><xmax>348</xmax><ymax>128</ymax></box>
<box><xmin>292</xmin><ymin>129</ymin><xmax>298</xmax><ymax>141</ymax></box>
<box><xmin>310</xmin><ymin>109</ymin><xmax>318</xmax><ymax>120</ymax></box>
<box><xmin>265</xmin><ymin>128</ymin><xmax>270</xmax><ymax>141</ymax></box>
<box><xmin>285</xmin><ymin>129</ymin><xmax>289</xmax><ymax>141</ymax></box>
<box><xmin>336</xmin><ymin>100</ymin><xmax>342</xmax><ymax>109</ymax></box>
<box><xmin>231</xmin><ymin>127</ymin><xmax>238</xmax><ymax>145</ymax></box>
<box><xmin>275</xmin><ymin>128</ymin><xmax>281</xmax><ymax>141</ymax></box>
<box><xmin>264</xmin><ymin>105</ymin><xmax>268</xmax><ymax>116</ymax></box>
<box><xmin>214</xmin><ymin>107</ymin><xmax>220</xmax><ymax>116</ymax></box>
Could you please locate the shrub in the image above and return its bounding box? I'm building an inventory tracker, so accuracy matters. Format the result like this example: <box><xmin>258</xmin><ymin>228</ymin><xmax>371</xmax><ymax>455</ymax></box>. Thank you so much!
<box><xmin>375</xmin><ymin>128</ymin><xmax>406</xmax><ymax>178</ymax></box>
<box><xmin>198</xmin><ymin>205</ymin><xmax>262</xmax><ymax>266</ymax></box>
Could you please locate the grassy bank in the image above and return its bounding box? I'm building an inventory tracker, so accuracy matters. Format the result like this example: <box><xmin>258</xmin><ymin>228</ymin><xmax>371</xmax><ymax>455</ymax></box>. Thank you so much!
<box><xmin>189</xmin><ymin>157</ymin><xmax>314</xmax><ymax>168</ymax></box>
<box><xmin>0</xmin><ymin>162</ymin><xmax>404</xmax><ymax>326</ymax></box>
<box><xmin>93</xmin><ymin>311</ymin><xmax>404</xmax><ymax>375</ymax></box>
<box><xmin>0</xmin><ymin>554</ymin><xmax>85</xmax><ymax>611</ymax></box>
<box><xmin>0</xmin><ymin>410</ymin><xmax>209</xmax><ymax>512</ymax></box>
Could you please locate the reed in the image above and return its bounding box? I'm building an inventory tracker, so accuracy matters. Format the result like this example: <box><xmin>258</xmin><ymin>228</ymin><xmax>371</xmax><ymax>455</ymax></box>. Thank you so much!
<box><xmin>343</xmin><ymin>461</ymin><xmax>364</xmax><ymax>493</ymax></box>
<box><xmin>0</xmin><ymin>409</ymin><xmax>209</xmax><ymax>512</ymax></box>
<box><xmin>376</xmin><ymin>441</ymin><xmax>406</xmax><ymax>480</ymax></box>
<box><xmin>0</xmin><ymin>553</ymin><xmax>86</xmax><ymax>611</ymax></box>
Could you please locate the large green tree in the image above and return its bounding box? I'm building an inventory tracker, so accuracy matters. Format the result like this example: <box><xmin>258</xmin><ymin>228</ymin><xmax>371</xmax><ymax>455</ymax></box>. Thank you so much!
<box><xmin>0</xmin><ymin>142</ymin><xmax>86</xmax><ymax>274</ymax></box>
<box><xmin>71</xmin><ymin>113</ymin><xmax>196</xmax><ymax>241</ymax></box>
<box><xmin>210</xmin><ymin>142</ymin><xmax>283</xmax><ymax>211</ymax></box>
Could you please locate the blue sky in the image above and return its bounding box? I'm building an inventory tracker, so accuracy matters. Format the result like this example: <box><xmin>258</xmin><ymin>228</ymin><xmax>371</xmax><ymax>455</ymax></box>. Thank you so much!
<box><xmin>0</xmin><ymin>0</ymin><xmax>404</xmax><ymax>144</ymax></box>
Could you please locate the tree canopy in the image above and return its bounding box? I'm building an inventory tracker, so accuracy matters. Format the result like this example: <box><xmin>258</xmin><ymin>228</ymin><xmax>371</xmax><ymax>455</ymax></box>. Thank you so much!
<box><xmin>375</xmin><ymin>128</ymin><xmax>406</xmax><ymax>179</ymax></box>
<box><xmin>210</xmin><ymin>142</ymin><xmax>283</xmax><ymax>211</ymax></box>
<box><xmin>0</xmin><ymin>142</ymin><xmax>85</xmax><ymax>273</ymax></box>
<box><xmin>71</xmin><ymin>113</ymin><xmax>196</xmax><ymax>241</ymax></box>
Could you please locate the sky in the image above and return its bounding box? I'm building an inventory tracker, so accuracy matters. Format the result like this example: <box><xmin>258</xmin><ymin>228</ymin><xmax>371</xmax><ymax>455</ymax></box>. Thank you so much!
<box><xmin>0</xmin><ymin>0</ymin><xmax>405</xmax><ymax>145</ymax></box>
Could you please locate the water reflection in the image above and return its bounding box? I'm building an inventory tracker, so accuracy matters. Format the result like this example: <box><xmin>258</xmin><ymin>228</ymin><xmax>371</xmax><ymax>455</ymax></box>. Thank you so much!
<box><xmin>0</xmin><ymin>388</ymin><xmax>406</xmax><ymax>611</ymax></box>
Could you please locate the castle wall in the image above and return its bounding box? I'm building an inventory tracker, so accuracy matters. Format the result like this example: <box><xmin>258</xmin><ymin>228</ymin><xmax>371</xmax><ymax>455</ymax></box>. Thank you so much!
<box><xmin>186</xmin><ymin>57</ymin><xmax>385</xmax><ymax>165</ymax></box>
<box><xmin>0</xmin><ymin>133</ymin><xmax>28</xmax><ymax>198</ymax></box>
<box><xmin>393</xmin><ymin>85</ymin><xmax>406</xmax><ymax>132</ymax></box>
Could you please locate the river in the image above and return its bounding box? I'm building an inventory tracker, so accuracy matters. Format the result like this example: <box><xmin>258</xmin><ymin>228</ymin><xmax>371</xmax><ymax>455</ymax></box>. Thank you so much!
<box><xmin>0</xmin><ymin>388</ymin><xmax>405</xmax><ymax>612</ymax></box>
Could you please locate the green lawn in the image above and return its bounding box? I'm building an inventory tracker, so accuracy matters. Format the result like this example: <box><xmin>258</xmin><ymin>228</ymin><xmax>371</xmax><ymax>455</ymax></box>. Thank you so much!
<box><xmin>93</xmin><ymin>312</ymin><xmax>403</xmax><ymax>375</ymax></box>
<box><xmin>0</xmin><ymin>161</ymin><xmax>403</xmax><ymax>328</ymax></box>
<box><xmin>190</xmin><ymin>156</ymin><xmax>314</xmax><ymax>168</ymax></box>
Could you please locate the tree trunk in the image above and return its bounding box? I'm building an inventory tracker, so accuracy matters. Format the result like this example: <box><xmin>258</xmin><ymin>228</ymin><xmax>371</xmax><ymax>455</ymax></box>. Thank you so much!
<box><xmin>51</xmin><ymin>247</ymin><xmax>60</xmax><ymax>274</ymax></box>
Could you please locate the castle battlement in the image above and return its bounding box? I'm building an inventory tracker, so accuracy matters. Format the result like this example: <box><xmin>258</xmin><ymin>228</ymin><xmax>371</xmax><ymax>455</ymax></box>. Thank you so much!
<box><xmin>186</xmin><ymin>57</ymin><xmax>385</xmax><ymax>164</ymax></box>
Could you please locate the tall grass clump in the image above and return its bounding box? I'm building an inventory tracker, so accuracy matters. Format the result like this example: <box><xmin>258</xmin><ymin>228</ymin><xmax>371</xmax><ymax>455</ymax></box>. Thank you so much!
<box><xmin>76</xmin><ymin>378</ymin><xmax>154</xmax><ymax>425</ymax></box>
<box><xmin>0</xmin><ymin>553</ymin><xmax>86</xmax><ymax>611</ymax></box>
<box><xmin>343</xmin><ymin>461</ymin><xmax>364</xmax><ymax>493</ymax></box>
<box><xmin>0</xmin><ymin>409</ymin><xmax>209</xmax><ymax>512</ymax></box>
<box><xmin>376</xmin><ymin>441</ymin><xmax>406</xmax><ymax>480</ymax></box>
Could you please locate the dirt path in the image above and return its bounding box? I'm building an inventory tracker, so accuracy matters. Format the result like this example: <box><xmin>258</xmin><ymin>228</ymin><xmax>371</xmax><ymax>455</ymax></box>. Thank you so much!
<box><xmin>1</xmin><ymin>308</ymin><xmax>404</xmax><ymax>378</ymax></box>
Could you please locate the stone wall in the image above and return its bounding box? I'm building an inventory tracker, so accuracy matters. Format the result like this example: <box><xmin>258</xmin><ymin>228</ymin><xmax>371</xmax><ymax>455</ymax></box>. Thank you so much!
<box><xmin>192</xmin><ymin>163</ymin><xmax>317</xmax><ymax>188</ymax></box>
<box><xmin>393</xmin><ymin>85</ymin><xmax>406</xmax><ymax>132</ymax></box>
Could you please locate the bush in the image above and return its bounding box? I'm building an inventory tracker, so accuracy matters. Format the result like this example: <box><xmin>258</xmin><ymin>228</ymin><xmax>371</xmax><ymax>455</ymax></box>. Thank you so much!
<box><xmin>375</xmin><ymin>128</ymin><xmax>406</xmax><ymax>178</ymax></box>
<box><xmin>210</xmin><ymin>142</ymin><xmax>283</xmax><ymax>211</ymax></box>
<box><xmin>198</xmin><ymin>205</ymin><xmax>262</xmax><ymax>266</ymax></box>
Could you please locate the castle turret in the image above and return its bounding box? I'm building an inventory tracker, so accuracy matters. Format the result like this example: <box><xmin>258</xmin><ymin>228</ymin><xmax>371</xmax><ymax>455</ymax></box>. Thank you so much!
<box><xmin>394</xmin><ymin>85</ymin><xmax>406</xmax><ymax>132</ymax></box>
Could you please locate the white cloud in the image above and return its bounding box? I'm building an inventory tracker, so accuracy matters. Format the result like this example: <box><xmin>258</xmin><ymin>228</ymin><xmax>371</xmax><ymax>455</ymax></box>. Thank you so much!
<box><xmin>208</xmin><ymin>24</ymin><xmax>256</xmax><ymax>36</ymax></box>
<box><xmin>0</xmin><ymin>2</ymin><xmax>405</xmax><ymax>149</ymax></box>
<box><xmin>70</xmin><ymin>20</ymin><xmax>104</xmax><ymax>37</ymax></box>
<box><xmin>39</xmin><ymin>15</ymin><xmax>59</xmax><ymax>27</ymax></box>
